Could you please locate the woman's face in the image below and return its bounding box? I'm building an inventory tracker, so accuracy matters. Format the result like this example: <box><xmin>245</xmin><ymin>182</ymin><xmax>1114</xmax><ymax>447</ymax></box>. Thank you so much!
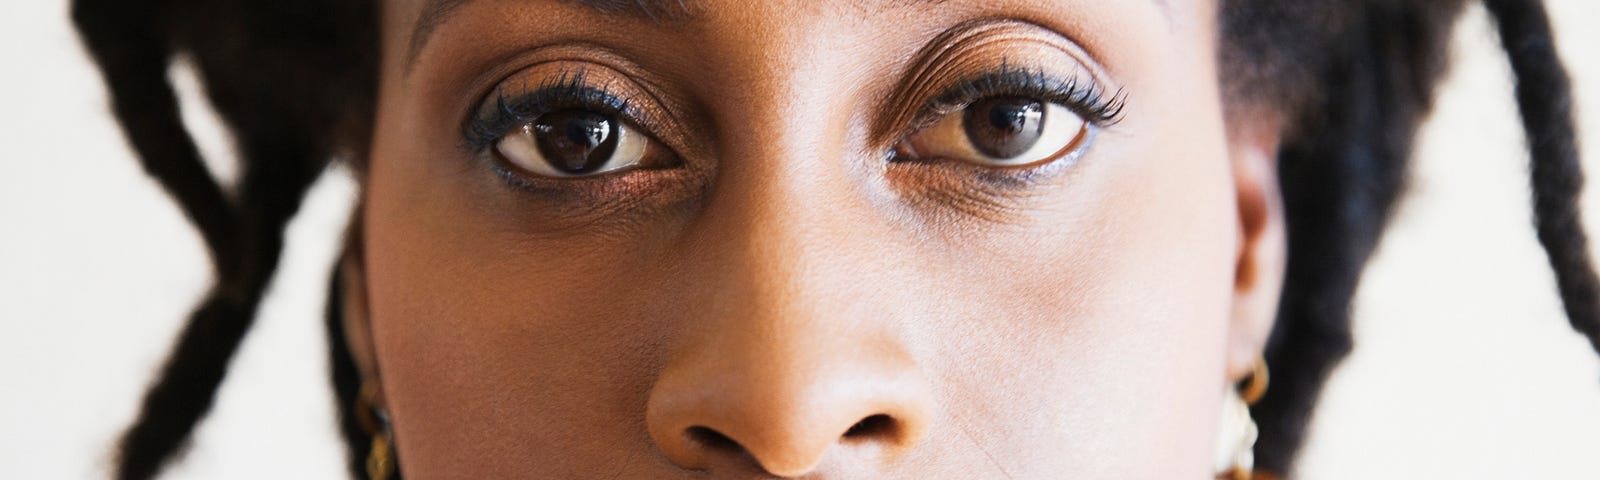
<box><xmin>358</xmin><ymin>0</ymin><xmax>1285</xmax><ymax>477</ymax></box>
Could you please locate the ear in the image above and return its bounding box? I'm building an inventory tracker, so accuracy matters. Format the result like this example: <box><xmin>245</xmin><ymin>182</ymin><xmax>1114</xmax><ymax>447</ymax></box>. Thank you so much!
<box><xmin>340</xmin><ymin>230</ymin><xmax>384</xmax><ymax>408</ymax></box>
<box><xmin>1225</xmin><ymin>112</ymin><xmax>1287</xmax><ymax>383</ymax></box>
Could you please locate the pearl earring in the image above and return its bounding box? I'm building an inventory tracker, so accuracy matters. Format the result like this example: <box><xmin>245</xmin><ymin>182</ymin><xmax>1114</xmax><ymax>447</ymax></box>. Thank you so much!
<box><xmin>1216</xmin><ymin>360</ymin><xmax>1268</xmax><ymax>480</ymax></box>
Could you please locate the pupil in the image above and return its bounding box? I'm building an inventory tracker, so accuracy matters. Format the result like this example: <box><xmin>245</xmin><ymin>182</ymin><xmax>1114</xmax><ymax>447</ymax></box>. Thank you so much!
<box><xmin>962</xmin><ymin>98</ymin><xmax>1046</xmax><ymax>159</ymax></box>
<box><xmin>533</xmin><ymin>110</ymin><xmax>619</xmax><ymax>174</ymax></box>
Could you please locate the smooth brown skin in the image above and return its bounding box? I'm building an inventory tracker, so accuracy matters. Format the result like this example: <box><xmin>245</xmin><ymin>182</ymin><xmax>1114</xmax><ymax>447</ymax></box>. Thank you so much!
<box><xmin>347</xmin><ymin>0</ymin><xmax>1287</xmax><ymax>477</ymax></box>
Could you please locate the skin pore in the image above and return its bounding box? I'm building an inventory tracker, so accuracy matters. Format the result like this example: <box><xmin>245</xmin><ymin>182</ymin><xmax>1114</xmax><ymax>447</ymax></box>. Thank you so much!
<box><xmin>350</xmin><ymin>0</ymin><xmax>1287</xmax><ymax>477</ymax></box>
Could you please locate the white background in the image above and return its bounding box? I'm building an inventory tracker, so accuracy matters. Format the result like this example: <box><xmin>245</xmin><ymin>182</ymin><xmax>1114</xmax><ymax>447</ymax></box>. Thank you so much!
<box><xmin>2</xmin><ymin>1</ymin><xmax>1598</xmax><ymax>478</ymax></box>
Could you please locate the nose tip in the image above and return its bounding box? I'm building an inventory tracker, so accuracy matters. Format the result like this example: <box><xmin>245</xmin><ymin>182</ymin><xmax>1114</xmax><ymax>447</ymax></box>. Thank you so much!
<box><xmin>677</xmin><ymin>413</ymin><xmax>911</xmax><ymax>476</ymax></box>
<box><xmin>646</xmin><ymin>356</ymin><xmax>933</xmax><ymax>477</ymax></box>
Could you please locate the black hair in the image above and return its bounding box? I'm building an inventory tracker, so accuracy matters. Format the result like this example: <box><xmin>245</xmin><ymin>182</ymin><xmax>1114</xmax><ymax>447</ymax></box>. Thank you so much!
<box><xmin>71</xmin><ymin>0</ymin><xmax>1595</xmax><ymax>478</ymax></box>
<box><xmin>1222</xmin><ymin>0</ymin><xmax>1599</xmax><ymax>474</ymax></box>
<box><xmin>71</xmin><ymin>0</ymin><xmax>377</xmax><ymax>478</ymax></box>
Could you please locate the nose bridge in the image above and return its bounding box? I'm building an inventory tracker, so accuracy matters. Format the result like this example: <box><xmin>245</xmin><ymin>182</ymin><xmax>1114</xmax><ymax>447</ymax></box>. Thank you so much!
<box><xmin>727</xmin><ymin>15</ymin><xmax>883</xmax><ymax>301</ymax></box>
<box><xmin>698</xmin><ymin>0</ymin><xmax>856</xmax><ymax>191</ymax></box>
<box><xmin>645</xmin><ymin>13</ymin><xmax>932</xmax><ymax>475</ymax></box>
<box><xmin>689</xmin><ymin>0</ymin><xmax>873</xmax><ymax>335</ymax></box>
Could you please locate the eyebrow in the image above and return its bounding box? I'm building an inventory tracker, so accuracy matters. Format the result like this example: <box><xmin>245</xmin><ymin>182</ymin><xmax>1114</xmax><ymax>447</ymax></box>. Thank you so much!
<box><xmin>404</xmin><ymin>0</ymin><xmax>1155</xmax><ymax>70</ymax></box>
<box><xmin>406</xmin><ymin>0</ymin><xmax>700</xmax><ymax>69</ymax></box>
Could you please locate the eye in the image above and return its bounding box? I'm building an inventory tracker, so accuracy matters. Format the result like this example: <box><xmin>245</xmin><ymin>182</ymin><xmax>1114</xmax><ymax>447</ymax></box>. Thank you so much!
<box><xmin>896</xmin><ymin>97</ymin><xmax>1088</xmax><ymax>168</ymax></box>
<box><xmin>495</xmin><ymin>109</ymin><xmax>658</xmax><ymax>177</ymax></box>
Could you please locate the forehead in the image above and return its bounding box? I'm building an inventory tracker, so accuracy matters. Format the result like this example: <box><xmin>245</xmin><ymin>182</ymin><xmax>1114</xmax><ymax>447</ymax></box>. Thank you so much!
<box><xmin>403</xmin><ymin>0</ymin><xmax>709</xmax><ymax>67</ymax></box>
<box><xmin>391</xmin><ymin>0</ymin><xmax>1193</xmax><ymax>75</ymax></box>
<box><xmin>402</xmin><ymin>0</ymin><xmax>1176</xmax><ymax>29</ymax></box>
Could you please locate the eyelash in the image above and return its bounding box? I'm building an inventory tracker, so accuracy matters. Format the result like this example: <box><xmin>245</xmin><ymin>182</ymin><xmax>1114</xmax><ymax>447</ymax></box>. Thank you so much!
<box><xmin>921</xmin><ymin>64</ymin><xmax>1127</xmax><ymax>130</ymax></box>
<box><xmin>460</xmin><ymin>65</ymin><xmax>1126</xmax><ymax>168</ymax></box>
<box><xmin>462</xmin><ymin>70</ymin><xmax>643</xmax><ymax>153</ymax></box>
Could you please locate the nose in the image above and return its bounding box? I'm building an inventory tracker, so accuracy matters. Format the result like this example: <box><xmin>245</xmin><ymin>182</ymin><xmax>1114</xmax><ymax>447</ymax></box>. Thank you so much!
<box><xmin>643</xmin><ymin>12</ymin><xmax>935</xmax><ymax>473</ymax></box>
<box><xmin>646</xmin><ymin>322</ymin><xmax>934</xmax><ymax>477</ymax></box>
<box><xmin>644</xmin><ymin>144</ymin><xmax>935</xmax><ymax>476</ymax></box>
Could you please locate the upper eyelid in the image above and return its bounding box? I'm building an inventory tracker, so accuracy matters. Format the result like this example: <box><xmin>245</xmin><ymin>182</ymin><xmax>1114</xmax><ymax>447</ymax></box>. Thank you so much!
<box><xmin>924</xmin><ymin>66</ymin><xmax>1126</xmax><ymax>124</ymax></box>
<box><xmin>456</xmin><ymin>54</ymin><xmax>703</xmax><ymax>158</ymax></box>
<box><xmin>872</xmin><ymin>18</ymin><xmax>1123</xmax><ymax>142</ymax></box>
<box><xmin>461</xmin><ymin>73</ymin><xmax>651</xmax><ymax>153</ymax></box>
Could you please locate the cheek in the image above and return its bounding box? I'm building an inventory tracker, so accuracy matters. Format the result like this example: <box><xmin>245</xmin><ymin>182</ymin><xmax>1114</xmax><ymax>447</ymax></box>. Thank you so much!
<box><xmin>923</xmin><ymin>45</ymin><xmax>1237</xmax><ymax>480</ymax></box>
<box><xmin>363</xmin><ymin>96</ymin><xmax>679</xmax><ymax>475</ymax></box>
<box><xmin>363</xmin><ymin>198</ymin><xmax>674</xmax><ymax>476</ymax></box>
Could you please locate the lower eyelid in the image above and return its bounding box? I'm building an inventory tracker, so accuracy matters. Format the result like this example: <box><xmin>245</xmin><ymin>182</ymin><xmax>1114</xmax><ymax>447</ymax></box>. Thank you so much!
<box><xmin>473</xmin><ymin>149</ymin><xmax>714</xmax><ymax>239</ymax></box>
<box><xmin>893</xmin><ymin>123</ymin><xmax>1098</xmax><ymax>188</ymax></box>
<box><xmin>485</xmin><ymin>151</ymin><xmax>663</xmax><ymax>199</ymax></box>
<box><xmin>884</xmin><ymin>163</ymin><xmax>1064</xmax><ymax>226</ymax></box>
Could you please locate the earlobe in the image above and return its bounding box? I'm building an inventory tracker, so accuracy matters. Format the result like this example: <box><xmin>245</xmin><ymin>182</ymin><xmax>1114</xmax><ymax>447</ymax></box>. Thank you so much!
<box><xmin>1226</xmin><ymin>116</ymin><xmax>1287</xmax><ymax>383</ymax></box>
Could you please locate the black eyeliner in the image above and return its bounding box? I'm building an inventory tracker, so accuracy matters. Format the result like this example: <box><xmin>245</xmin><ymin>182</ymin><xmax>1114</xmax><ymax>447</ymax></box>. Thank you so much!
<box><xmin>925</xmin><ymin>63</ymin><xmax>1128</xmax><ymax>128</ymax></box>
<box><xmin>461</xmin><ymin>69</ymin><xmax>640</xmax><ymax>152</ymax></box>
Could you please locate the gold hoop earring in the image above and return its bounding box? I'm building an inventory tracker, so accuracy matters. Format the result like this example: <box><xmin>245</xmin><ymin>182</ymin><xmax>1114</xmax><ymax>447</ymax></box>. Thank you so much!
<box><xmin>357</xmin><ymin>381</ymin><xmax>395</xmax><ymax>480</ymax></box>
<box><xmin>1241</xmin><ymin>358</ymin><xmax>1270</xmax><ymax>406</ymax></box>
<box><xmin>1216</xmin><ymin>358</ymin><xmax>1268</xmax><ymax>480</ymax></box>
<box><xmin>368</xmin><ymin>434</ymin><xmax>394</xmax><ymax>480</ymax></box>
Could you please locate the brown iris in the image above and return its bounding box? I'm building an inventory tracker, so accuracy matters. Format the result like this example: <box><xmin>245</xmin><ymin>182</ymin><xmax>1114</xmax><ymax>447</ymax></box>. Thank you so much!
<box><xmin>532</xmin><ymin>110</ymin><xmax>620</xmax><ymax>174</ymax></box>
<box><xmin>962</xmin><ymin>97</ymin><xmax>1047</xmax><ymax>159</ymax></box>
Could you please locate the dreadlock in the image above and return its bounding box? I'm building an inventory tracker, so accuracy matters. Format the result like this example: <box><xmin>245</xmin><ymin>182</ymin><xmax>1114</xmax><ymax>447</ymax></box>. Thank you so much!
<box><xmin>1221</xmin><ymin>0</ymin><xmax>1468</xmax><ymax>472</ymax></box>
<box><xmin>1221</xmin><ymin>0</ymin><xmax>1600</xmax><ymax>474</ymax></box>
<box><xmin>71</xmin><ymin>0</ymin><xmax>1593</xmax><ymax>478</ymax></box>
<box><xmin>70</xmin><ymin>0</ymin><xmax>377</xmax><ymax>478</ymax></box>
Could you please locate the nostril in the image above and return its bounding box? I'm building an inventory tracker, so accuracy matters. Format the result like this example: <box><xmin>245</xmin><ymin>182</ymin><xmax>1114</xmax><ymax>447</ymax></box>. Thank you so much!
<box><xmin>686</xmin><ymin>425</ymin><xmax>743</xmax><ymax>453</ymax></box>
<box><xmin>842</xmin><ymin>414</ymin><xmax>896</xmax><ymax>440</ymax></box>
